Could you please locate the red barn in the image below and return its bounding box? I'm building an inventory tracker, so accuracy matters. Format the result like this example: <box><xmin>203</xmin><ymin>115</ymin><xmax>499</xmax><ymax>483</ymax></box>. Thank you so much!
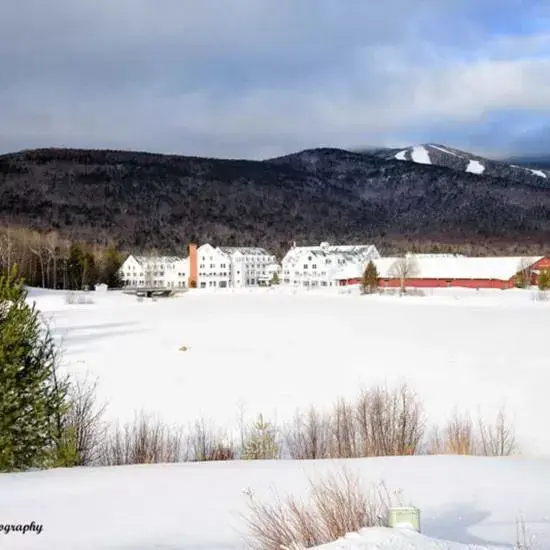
<box><xmin>336</xmin><ymin>254</ymin><xmax>550</xmax><ymax>290</ymax></box>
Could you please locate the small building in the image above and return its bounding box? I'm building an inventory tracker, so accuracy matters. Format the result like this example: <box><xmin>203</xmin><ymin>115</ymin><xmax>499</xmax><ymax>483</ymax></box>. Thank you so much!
<box><xmin>336</xmin><ymin>254</ymin><xmax>550</xmax><ymax>289</ymax></box>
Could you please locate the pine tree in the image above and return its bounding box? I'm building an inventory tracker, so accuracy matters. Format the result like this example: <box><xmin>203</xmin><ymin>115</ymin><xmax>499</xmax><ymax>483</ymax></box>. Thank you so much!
<box><xmin>539</xmin><ymin>269</ymin><xmax>550</xmax><ymax>291</ymax></box>
<box><xmin>67</xmin><ymin>244</ymin><xmax>98</xmax><ymax>290</ymax></box>
<box><xmin>270</xmin><ymin>272</ymin><xmax>280</xmax><ymax>286</ymax></box>
<box><xmin>242</xmin><ymin>414</ymin><xmax>279</xmax><ymax>460</ymax></box>
<box><xmin>362</xmin><ymin>261</ymin><xmax>380</xmax><ymax>294</ymax></box>
<box><xmin>0</xmin><ymin>268</ymin><xmax>70</xmax><ymax>471</ymax></box>
<box><xmin>101</xmin><ymin>244</ymin><xmax>123</xmax><ymax>288</ymax></box>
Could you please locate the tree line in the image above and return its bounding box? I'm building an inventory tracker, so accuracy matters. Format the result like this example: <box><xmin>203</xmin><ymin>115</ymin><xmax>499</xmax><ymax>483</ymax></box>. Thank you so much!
<box><xmin>0</xmin><ymin>227</ymin><xmax>123</xmax><ymax>290</ymax></box>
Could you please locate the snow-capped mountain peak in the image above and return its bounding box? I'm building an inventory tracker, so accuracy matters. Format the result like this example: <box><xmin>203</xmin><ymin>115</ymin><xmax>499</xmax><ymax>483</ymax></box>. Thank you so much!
<box><xmin>390</xmin><ymin>143</ymin><xmax>549</xmax><ymax>182</ymax></box>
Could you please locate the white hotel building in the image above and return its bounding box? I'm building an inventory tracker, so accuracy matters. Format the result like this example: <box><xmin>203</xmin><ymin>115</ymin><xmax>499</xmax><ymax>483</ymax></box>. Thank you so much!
<box><xmin>281</xmin><ymin>241</ymin><xmax>380</xmax><ymax>288</ymax></box>
<box><xmin>119</xmin><ymin>244</ymin><xmax>280</xmax><ymax>289</ymax></box>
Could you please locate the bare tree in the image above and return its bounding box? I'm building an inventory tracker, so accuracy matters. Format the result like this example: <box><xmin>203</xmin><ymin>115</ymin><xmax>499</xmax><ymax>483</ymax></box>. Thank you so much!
<box><xmin>285</xmin><ymin>407</ymin><xmax>331</xmax><ymax>459</ymax></box>
<box><xmin>478</xmin><ymin>407</ymin><xmax>517</xmax><ymax>456</ymax></box>
<box><xmin>45</xmin><ymin>232</ymin><xmax>60</xmax><ymax>289</ymax></box>
<box><xmin>330</xmin><ymin>399</ymin><xmax>358</xmax><ymax>458</ymax></box>
<box><xmin>29</xmin><ymin>234</ymin><xmax>49</xmax><ymax>288</ymax></box>
<box><xmin>389</xmin><ymin>254</ymin><xmax>420</xmax><ymax>294</ymax></box>
<box><xmin>0</xmin><ymin>228</ymin><xmax>15</xmax><ymax>273</ymax></box>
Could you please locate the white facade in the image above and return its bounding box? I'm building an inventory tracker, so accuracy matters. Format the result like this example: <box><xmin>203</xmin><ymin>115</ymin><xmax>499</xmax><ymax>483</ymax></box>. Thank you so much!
<box><xmin>196</xmin><ymin>244</ymin><xmax>232</xmax><ymax>289</ymax></box>
<box><xmin>218</xmin><ymin>247</ymin><xmax>279</xmax><ymax>287</ymax></box>
<box><xmin>119</xmin><ymin>255</ymin><xmax>189</xmax><ymax>289</ymax></box>
<box><xmin>281</xmin><ymin>241</ymin><xmax>380</xmax><ymax>288</ymax></box>
<box><xmin>196</xmin><ymin>245</ymin><xmax>279</xmax><ymax>288</ymax></box>
<box><xmin>119</xmin><ymin>245</ymin><xmax>280</xmax><ymax>290</ymax></box>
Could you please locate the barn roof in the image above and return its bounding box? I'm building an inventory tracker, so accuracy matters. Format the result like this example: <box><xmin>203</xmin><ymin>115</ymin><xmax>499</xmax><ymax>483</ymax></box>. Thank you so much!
<box><xmin>372</xmin><ymin>256</ymin><xmax>545</xmax><ymax>281</ymax></box>
<box><xmin>333</xmin><ymin>255</ymin><xmax>546</xmax><ymax>282</ymax></box>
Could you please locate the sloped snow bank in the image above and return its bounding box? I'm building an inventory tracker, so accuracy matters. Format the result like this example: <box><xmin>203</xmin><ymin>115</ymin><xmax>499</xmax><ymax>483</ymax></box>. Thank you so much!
<box><xmin>312</xmin><ymin>527</ymin><xmax>505</xmax><ymax>549</ymax></box>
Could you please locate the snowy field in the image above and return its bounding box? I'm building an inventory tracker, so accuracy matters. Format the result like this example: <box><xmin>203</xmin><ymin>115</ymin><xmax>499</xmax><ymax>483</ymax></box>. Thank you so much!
<box><xmin>28</xmin><ymin>286</ymin><xmax>550</xmax><ymax>455</ymax></box>
<box><xmin>2</xmin><ymin>287</ymin><xmax>550</xmax><ymax>549</ymax></box>
<box><xmin>2</xmin><ymin>456</ymin><xmax>550</xmax><ymax>549</ymax></box>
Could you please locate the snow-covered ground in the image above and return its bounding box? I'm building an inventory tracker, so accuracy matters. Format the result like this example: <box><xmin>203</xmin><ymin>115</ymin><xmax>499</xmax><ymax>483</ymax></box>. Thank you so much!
<box><xmin>28</xmin><ymin>286</ymin><xmax>550</xmax><ymax>454</ymax></box>
<box><xmin>2</xmin><ymin>287</ymin><xmax>549</xmax><ymax>549</ymax></box>
<box><xmin>2</xmin><ymin>456</ymin><xmax>550</xmax><ymax>549</ymax></box>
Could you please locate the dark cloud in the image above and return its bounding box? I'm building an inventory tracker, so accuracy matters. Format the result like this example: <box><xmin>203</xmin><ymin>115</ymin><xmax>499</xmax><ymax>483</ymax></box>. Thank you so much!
<box><xmin>0</xmin><ymin>0</ymin><xmax>549</xmax><ymax>157</ymax></box>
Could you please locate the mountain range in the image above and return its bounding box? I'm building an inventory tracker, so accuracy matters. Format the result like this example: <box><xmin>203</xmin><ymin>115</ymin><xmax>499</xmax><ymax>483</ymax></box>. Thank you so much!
<box><xmin>0</xmin><ymin>144</ymin><xmax>549</xmax><ymax>256</ymax></box>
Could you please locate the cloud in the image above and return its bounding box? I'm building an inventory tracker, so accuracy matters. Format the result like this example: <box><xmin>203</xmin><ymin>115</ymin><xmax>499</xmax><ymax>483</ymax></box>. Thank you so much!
<box><xmin>0</xmin><ymin>0</ymin><xmax>549</xmax><ymax>158</ymax></box>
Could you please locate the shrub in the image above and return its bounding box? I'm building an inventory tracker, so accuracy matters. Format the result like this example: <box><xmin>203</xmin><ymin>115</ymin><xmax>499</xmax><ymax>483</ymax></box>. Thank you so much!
<box><xmin>243</xmin><ymin>469</ymin><xmax>392</xmax><ymax>550</ymax></box>
<box><xmin>64</xmin><ymin>291</ymin><xmax>94</xmax><ymax>305</ymax></box>
<box><xmin>189</xmin><ymin>419</ymin><xmax>236</xmax><ymax>462</ymax></box>
<box><xmin>537</xmin><ymin>269</ymin><xmax>550</xmax><ymax>291</ymax></box>
<box><xmin>59</xmin><ymin>376</ymin><xmax>107</xmax><ymax>466</ymax></box>
<box><xmin>355</xmin><ymin>384</ymin><xmax>424</xmax><ymax>457</ymax></box>
<box><xmin>426</xmin><ymin>407</ymin><xmax>517</xmax><ymax>456</ymax></box>
<box><xmin>99</xmin><ymin>412</ymin><xmax>187</xmax><ymax>465</ymax></box>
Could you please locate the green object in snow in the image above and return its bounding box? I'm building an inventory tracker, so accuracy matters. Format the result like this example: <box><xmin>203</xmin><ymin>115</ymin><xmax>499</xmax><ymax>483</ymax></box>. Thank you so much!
<box><xmin>388</xmin><ymin>506</ymin><xmax>421</xmax><ymax>532</ymax></box>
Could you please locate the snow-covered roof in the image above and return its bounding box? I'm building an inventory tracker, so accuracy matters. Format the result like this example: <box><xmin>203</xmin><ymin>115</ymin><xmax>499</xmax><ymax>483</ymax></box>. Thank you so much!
<box><xmin>370</xmin><ymin>256</ymin><xmax>544</xmax><ymax>281</ymax></box>
<box><xmin>283</xmin><ymin>243</ymin><xmax>379</xmax><ymax>265</ymax></box>
<box><xmin>132</xmin><ymin>256</ymin><xmax>186</xmax><ymax>265</ymax></box>
<box><xmin>217</xmin><ymin>247</ymin><xmax>273</xmax><ymax>256</ymax></box>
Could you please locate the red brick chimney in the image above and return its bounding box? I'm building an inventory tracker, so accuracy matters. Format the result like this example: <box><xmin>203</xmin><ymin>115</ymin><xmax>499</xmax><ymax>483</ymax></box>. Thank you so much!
<box><xmin>188</xmin><ymin>243</ymin><xmax>198</xmax><ymax>288</ymax></box>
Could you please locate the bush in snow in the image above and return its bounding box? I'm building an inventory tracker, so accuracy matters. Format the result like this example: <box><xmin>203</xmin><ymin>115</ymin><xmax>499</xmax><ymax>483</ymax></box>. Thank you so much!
<box><xmin>64</xmin><ymin>291</ymin><xmax>94</xmax><ymax>305</ymax></box>
<box><xmin>538</xmin><ymin>269</ymin><xmax>550</xmax><ymax>291</ymax></box>
<box><xmin>98</xmin><ymin>412</ymin><xmax>187</xmax><ymax>465</ymax></box>
<box><xmin>189</xmin><ymin>418</ymin><xmax>236</xmax><ymax>462</ymax></box>
<box><xmin>242</xmin><ymin>468</ymin><xmax>392</xmax><ymax>550</ymax></box>
<box><xmin>285</xmin><ymin>407</ymin><xmax>332</xmax><ymax>460</ymax></box>
<box><xmin>426</xmin><ymin>407</ymin><xmax>517</xmax><ymax>456</ymax></box>
<box><xmin>285</xmin><ymin>384</ymin><xmax>425</xmax><ymax>460</ymax></box>
<box><xmin>354</xmin><ymin>384</ymin><xmax>425</xmax><ymax>457</ymax></box>
<box><xmin>61</xmin><ymin>376</ymin><xmax>107</xmax><ymax>466</ymax></box>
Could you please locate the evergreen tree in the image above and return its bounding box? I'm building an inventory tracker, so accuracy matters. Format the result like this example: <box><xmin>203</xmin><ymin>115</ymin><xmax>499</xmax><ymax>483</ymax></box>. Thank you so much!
<box><xmin>0</xmin><ymin>268</ymin><xmax>70</xmax><ymax>471</ymax></box>
<box><xmin>539</xmin><ymin>269</ymin><xmax>550</xmax><ymax>291</ymax></box>
<box><xmin>67</xmin><ymin>244</ymin><xmax>97</xmax><ymax>290</ymax></box>
<box><xmin>242</xmin><ymin>414</ymin><xmax>279</xmax><ymax>460</ymax></box>
<box><xmin>270</xmin><ymin>272</ymin><xmax>280</xmax><ymax>286</ymax></box>
<box><xmin>362</xmin><ymin>261</ymin><xmax>380</xmax><ymax>294</ymax></box>
<box><xmin>101</xmin><ymin>245</ymin><xmax>123</xmax><ymax>288</ymax></box>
